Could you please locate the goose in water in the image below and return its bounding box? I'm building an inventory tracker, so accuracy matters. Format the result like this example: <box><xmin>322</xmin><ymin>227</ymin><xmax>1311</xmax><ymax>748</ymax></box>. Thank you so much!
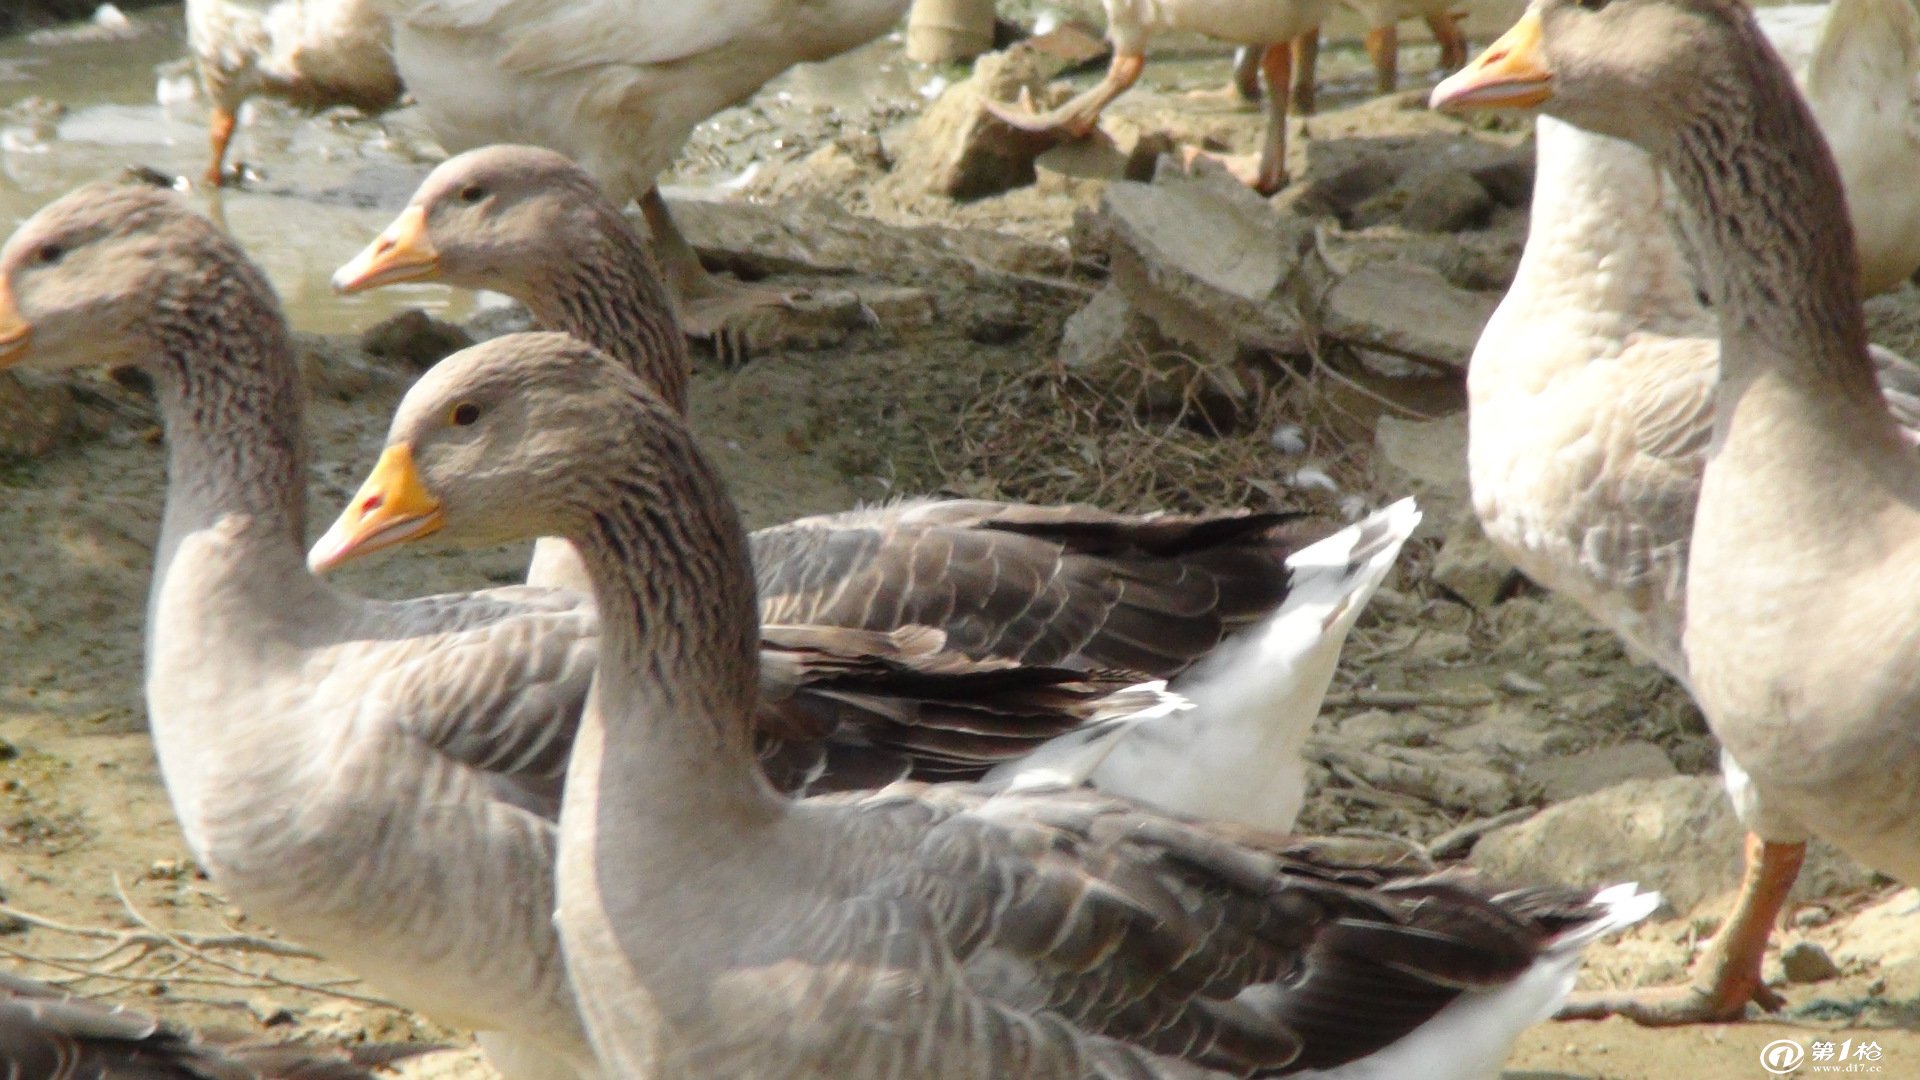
<box><xmin>1436</xmin><ymin>0</ymin><xmax>1920</xmax><ymax>1025</ymax></box>
<box><xmin>327</xmin><ymin>142</ymin><xmax>1422</xmax><ymax>831</ymax></box>
<box><xmin>327</xmin><ymin>326</ymin><xmax>1661</xmax><ymax>1080</ymax></box>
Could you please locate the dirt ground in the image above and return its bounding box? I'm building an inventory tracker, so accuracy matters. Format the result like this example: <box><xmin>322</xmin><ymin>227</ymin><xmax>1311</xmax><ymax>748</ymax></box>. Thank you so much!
<box><xmin>1</xmin><ymin>4</ymin><xmax>1916</xmax><ymax>1078</ymax></box>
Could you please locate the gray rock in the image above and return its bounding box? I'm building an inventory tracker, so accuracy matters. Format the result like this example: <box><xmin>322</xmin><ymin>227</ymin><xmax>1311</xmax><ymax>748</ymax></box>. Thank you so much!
<box><xmin>1473</xmin><ymin>776</ymin><xmax>1880</xmax><ymax>914</ymax></box>
<box><xmin>359</xmin><ymin>309</ymin><xmax>474</xmax><ymax>370</ymax></box>
<box><xmin>1320</xmin><ymin>260</ymin><xmax>1498</xmax><ymax>372</ymax></box>
<box><xmin>1524</xmin><ymin>742</ymin><xmax>1678</xmax><ymax>803</ymax></box>
<box><xmin>1058</xmin><ymin>283</ymin><xmax>1166</xmax><ymax>372</ymax></box>
<box><xmin>1082</xmin><ymin>167</ymin><xmax>1318</xmax><ymax>371</ymax></box>
<box><xmin>1394</xmin><ymin>169</ymin><xmax>1495</xmax><ymax>233</ymax></box>
<box><xmin>1779</xmin><ymin>941</ymin><xmax>1841</xmax><ymax>985</ymax></box>
<box><xmin>1430</xmin><ymin>515</ymin><xmax>1517</xmax><ymax>609</ymax></box>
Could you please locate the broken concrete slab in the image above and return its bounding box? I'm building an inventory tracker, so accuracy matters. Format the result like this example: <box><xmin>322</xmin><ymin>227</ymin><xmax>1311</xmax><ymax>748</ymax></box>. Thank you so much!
<box><xmin>1086</xmin><ymin>167</ymin><xmax>1319</xmax><ymax>365</ymax></box>
<box><xmin>1320</xmin><ymin>259</ymin><xmax>1498</xmax><ymax>372</ymax></box>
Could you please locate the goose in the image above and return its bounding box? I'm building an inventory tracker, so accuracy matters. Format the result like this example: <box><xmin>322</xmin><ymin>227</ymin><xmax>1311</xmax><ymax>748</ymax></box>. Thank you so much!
<box><xmin>325</xmin><ymin>142</ymin><xmax>1424</xmax><ymax>831</ymax></box>
<box><xmin>1435</xmin><ymin>0</ymin><xmax>1920</xmax><ymax>1026</ymax></box>
<box><xmin>328</xmin><ymin>326</ymin><xmax>1661</xmax><ymax>1080</ymax></box>
<box><xmin>184</xmin><ymin>0</ymin><xmax>402</xmax><ymax>186</ymax></box>
<box><xmin>1215</xmin><ymin>0</ymin><xmax>1466</xmax><ymax>118</ymax></box>
<box><xmin>367</xmin><ymin>0</ymin><xmax>912</xmax><ymax>345</ymax></box>
<box><xmin>0</xmin><ymin>183</ymin><xmax>1243</xmax><ymax>1079</ymax></box>
<box><xmin>985</xmin><ymin>0</ymin><xmax>1340</xmax><ymax>194</ymax></box>
<box><xmin>1</xmin><ymin>969</ymin><xmax>441</xmax><ymax>1079</ymax></box>
<box><xmin>1754</xmin><ymin>0</ymin><xmax>1920</xmax><ymax>295</ymax></box>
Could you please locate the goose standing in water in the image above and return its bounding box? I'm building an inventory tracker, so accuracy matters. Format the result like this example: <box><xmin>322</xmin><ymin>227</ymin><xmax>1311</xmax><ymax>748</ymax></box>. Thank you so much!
<box><xmin>184</xmin><ymin>0</ymin><xmax>402</xmax><ymax>186</ymax></box>
<box><xmin>328</xmin><ymin>142</ymin><xmax>1423</xmax><ymax>832</ymax></box>
<box><xmin>1436</xmin><ymin>0</ymin><xmax>1920</xmax><ymax>1025</ymax></box>
<box><xmin>326</xmin><ymin>327</ymin><xmax>1660</xmax><ymax>1080</ymax></box>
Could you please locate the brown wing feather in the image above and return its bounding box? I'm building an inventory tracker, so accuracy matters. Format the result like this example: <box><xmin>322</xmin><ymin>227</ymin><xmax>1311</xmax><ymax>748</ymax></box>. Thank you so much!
<box><xmin>751</xmin><ymin>502</ymin><xmax>1320</xmax><ymax>678</ymax></box>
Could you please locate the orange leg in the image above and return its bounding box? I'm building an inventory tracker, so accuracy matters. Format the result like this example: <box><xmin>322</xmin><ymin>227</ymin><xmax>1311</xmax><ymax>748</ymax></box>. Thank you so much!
<box><xmin>1255</xmin><ymin>41</ymin><xmax>1294</xmax><ymax>195</ymax></box>
<box><xmin>1560</xmin><ymin>835</ymin><xmax>1806</xmax><ymax>1025</ymax></box>
<box><xmin>205</xmin><ymin>105</ymin><xmax>236</xmax><ymax>187</ymax></box>
<box><xmin>1364</xmin><ymin>24</ymin><xmax>1399</xmax><ymax>94</ymax></box>
<box><xmin>983</xmin><ymin>48</ymin><xmax>1146</xmax><ymax>139</ymax></box>
<box><xmin>1290</xmin><ymin>30</ymin><xmax>1319</xmax><ymax>116</ymax></box>
<box><xmin>1428</xmin><ymin>10</ymin><xmax>1470</xmax><ymax>73</ymax></box>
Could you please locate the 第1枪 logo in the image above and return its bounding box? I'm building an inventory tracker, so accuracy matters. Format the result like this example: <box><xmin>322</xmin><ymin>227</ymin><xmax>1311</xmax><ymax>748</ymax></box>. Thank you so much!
<box><xmin>1761</xmin><ymin>1038</ymin><xmax>1806</xmax><ymax>1075</ymax></box>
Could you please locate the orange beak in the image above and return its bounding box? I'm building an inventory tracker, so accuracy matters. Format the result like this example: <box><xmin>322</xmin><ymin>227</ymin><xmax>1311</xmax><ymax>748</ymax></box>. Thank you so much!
<box><xmin>0</xmin><ymin>276</ymin><xmax>30</xmax><ymax>366</ymax></box>
<box><xmin>307</xmin><ymin>443</ymin><xmax>445</xmax><ymax>573</ymax></box>
<box><xmin>1430</xmin><ymin>11</ymin><xmax>1552</xmax><ymax>111</ymax></box>
<box><xmin>332</xmin><ymin>205</ymin><xmax>440</xmax><ymax>293</ymax></box>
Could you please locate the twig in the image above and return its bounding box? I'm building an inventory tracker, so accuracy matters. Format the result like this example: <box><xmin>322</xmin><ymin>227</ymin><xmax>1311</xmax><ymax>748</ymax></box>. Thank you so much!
<box><xmin>0</xmin><ymin>903</ymin><xmax>320</xmax><ymax>960</ymax></box>
<box><xmin>1423</xmin><ymin>806</ymin><xmax>1537</xmax><ymax>860</ymax></box>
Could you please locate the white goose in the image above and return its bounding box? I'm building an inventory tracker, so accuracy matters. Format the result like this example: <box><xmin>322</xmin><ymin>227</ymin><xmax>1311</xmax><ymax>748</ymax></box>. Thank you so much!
<box><xmin>184</xmin><ymin>0</ymin><xmax>402</xmax><ymax>185</ymax></box>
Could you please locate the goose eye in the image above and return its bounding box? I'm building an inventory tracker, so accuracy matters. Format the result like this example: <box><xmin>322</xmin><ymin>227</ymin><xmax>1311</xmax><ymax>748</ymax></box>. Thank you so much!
<box><xmin>450</xmin><ymin>402</ymin><xmax>481</xmax><ymax>426</ymax></box>
<box><xmin>35</xmin><ymin>243</ymin><xmax>65</xmax><ymax>266</ymax></box>
<box><xmin>457</xmin><ymin>184</ymin><xmax>485</xmax><ymax>204</ymax></box>
<box><xmin>1575</xmin><ymin>0</ymin><xmax>1611</xmax><ymax>9</ymax></box>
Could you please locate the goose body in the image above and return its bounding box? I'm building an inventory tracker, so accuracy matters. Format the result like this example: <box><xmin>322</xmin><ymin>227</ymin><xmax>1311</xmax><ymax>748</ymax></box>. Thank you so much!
<box><xmin>342</xmin><ymin>328</ymin><xmax>1658</xmax><ymax>1080</ymax></box>
<box><xmin>185</xmin><ymin>0</ymin><xmax>401</xmax><ymax>185</ymax></box>
<box><xmin>372</xmin><ymin>0</ymin><xmax>911</xmax><ymax>339</ymax></box>
<box><xmin>1436</xmin><ymin>0</ymin><xmax>1920</xmax><ymax>1024</ymax></box>
<box><xmin>329</xmin><ymin>143</ymin><xmax>1421</xmax><ymax>830</ymax></box>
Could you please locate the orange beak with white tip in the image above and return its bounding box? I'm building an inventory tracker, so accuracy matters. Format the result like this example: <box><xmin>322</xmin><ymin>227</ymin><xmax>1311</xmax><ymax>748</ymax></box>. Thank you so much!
<box><xmin>1430</xmin><ymin>11</ymin><xmax>1553</xmax><ymax>112</ymax></box>
<box><xmin>308</xmin><ymin>443</ymin><xmax>445</xmax><ymax>573</ymax></box>
<box><xmin>332</xmin><ymin>206</ymin><xmax>440</xmax><ymax>294</ymax></box>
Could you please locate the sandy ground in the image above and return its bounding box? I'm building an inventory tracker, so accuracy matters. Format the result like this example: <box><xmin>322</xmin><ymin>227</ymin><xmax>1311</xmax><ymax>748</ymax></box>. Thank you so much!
<box><xmin>1</xmin><ymin>3</ymin><xmax>1917</xmax><ymax>1078</ymax></box>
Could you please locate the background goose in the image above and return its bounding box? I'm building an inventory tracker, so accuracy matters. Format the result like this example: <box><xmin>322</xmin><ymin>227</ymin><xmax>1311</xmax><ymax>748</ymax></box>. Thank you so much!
<box><xmin>0</xmin><ymin>183</ymin><xmax>1209</xmax><ymax>1080</ymax></box>
<box><xmin>1435</xmin><ymin>0</ymin><xmax>1920</xmax><ymax>1026</ymax></box>
<box><xmin>1</xmin><ymin>970</ymin><xmax>440</xmax><ymax>1080</ymax></box>
<box><xmin>185</xmin><ymin>0</ymin><xmax>402</xmax><ymax>186</ymax></box>
<box><xmin>986</xmin><ymin>0</ymin><xmax>1339</xmax><ymax>194</ymax></box>
<box><xmin>327</xmin><ymin>142</ymin><xmax>1422</xmax><ymax>830</ymax></box>
<box><xmin>1755</xmin><ymin>0</ymin><xmax>1920</xmax><ymax>295</ymax></box>
<box><xmin>368</xmin><ymin>0</ymin><xmax>912</xmax><ymax>344</ymax></box>
<box><xmin>340</xmin><ymin>327</ymin><xmax>1659</xmax><ymax>1080</ymax></box>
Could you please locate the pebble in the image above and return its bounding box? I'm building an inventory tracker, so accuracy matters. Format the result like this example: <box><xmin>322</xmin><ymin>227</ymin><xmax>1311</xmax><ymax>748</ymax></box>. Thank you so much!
<box><xmin>1780</xmin><ymin>941</ymin><xmax>1842</xmax><ymax>984</ymax></box>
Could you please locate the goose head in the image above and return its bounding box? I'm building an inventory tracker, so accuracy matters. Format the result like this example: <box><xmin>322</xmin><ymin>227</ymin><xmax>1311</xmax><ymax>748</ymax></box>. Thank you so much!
<box><xmin>334</xmin><ymin>146</ymin><xmax>609</xmax><ymax>296</ymax></box>
<box><xmin>309</xmin><ymin>331</ymin><xmax>646</xmax><ymax>570</ymax></box>
<box><xmin>1430</xmin><ymin>0</ymin><xmax>1761</xmax><ymax>152</ymax></box>
<box><xmin>0</xmin><ymin>183</ymin><xmax>234</xmax><ymax>373</ymax></box>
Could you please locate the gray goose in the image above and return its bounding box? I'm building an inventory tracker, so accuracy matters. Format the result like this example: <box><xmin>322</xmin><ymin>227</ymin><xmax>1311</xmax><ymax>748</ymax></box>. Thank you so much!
<box><xmin>341</xmin><ymin>327</ymin><xmax>1658</xmax><ymax>1080</ymax></box>
<box><xmin>0</xmin><ymin>969</ymin><xmax>440</xmax><ymax>1079</ymax></box>
<box><xmin>1452</xmin><ymin>114</ymin><xmax>1920</xmax><ymax>1022</ymax></box>
<box><xmin>0</xmin><ymin>184</ymin><xmax>1190</xmax><ymax>1080</ymax></box>
<box><xmin>1436</xmin><ymin>0</ymin><xmax>1920</xmax><ymax>1026</ymax></box>
<box><xmin>326</xmin><ymin>143</ymin><xmax>1422</xmax><ymax>831</ymax></box>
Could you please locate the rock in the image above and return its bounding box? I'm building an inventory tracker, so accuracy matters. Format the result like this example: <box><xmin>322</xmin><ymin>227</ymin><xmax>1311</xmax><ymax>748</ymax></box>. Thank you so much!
<box><xmin>1830</xmin><ymin>888</ymin><xmax>1920</xmax><ymax>1000</ymax></box>
<box><xmin>1058</xmin><ymin>283</ymin><xmax>1166</xmax><ymax>371</ymax></box>
<box><xmin>1525</xmin><ymin>742</ymin><xmax>1677</xmax><ymax>802</ymax></box>
<box><xmin>1319</xmin><ymin>260</ymin><xmax>1499</xmax><ymax>372</ymax></box>
<box><xmin>1087</xmin><ymin>166</ymin><xmax>1318</xmax><ymax>365</ymax></box>
<box><xmin>359</xmin><ymin>309</ymin><xmax>474</xmax><ymax>370</ymax></box>
<box><xmin>1429</xmin><ymin>514</ymin><xmax>1516</xmax><ymax>608</ymax></box>
<box><xmin>860</xmin><ymin>286</ymin><xmax>937</xmax><ymax>331</ymax></box>
<box><xmin>1779</xmin><ymin>941</ymin><xmax>1842</xmax><ymax>985</ymax></box>
<box><xmin>893</xmin><ymin>33</ymin><xmax>1102</xmax><ymax>199</ymax></box>
<box><xmin>1034</xmin><ymin>128</ymin><xmax>1176</xmax><ymax>185</ymax></box>
<box><xmin>1438</xmin><ymin>707</ymin><xmax>1576</xmax><ymax>759</ymax></box>
<box><xmin>1393</xmin><ymin>169</ymin><xmax>1495</xmax><ymax>233</ymax></box>
<box><xmin>3</xmin><ymin>0</ymin><xmax>169</xmax><ymax>39</ymax></box>
<box><xmin>294</xmin><ymin>333</ymin><xmax>395</xmax><ymax>401</ymax></box>
<box><xmin>1469</xmin><ymin>151</ymin><xmax>1536</xmax><ymax>208</ymax></box>
<box><xmin>0</xmin><ymin>373</ymin><xmax>75</xmax><ymax>460</ymax></box>
<box><xmin>1311</xmin><ymin>735</ymin><xmax>1515</xmax><ymax>816</ymax></box>
<box><xmin>1472</xmin><ymin>776</ymin><xmax>1880</xmax><ymax>914</ymax></box>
